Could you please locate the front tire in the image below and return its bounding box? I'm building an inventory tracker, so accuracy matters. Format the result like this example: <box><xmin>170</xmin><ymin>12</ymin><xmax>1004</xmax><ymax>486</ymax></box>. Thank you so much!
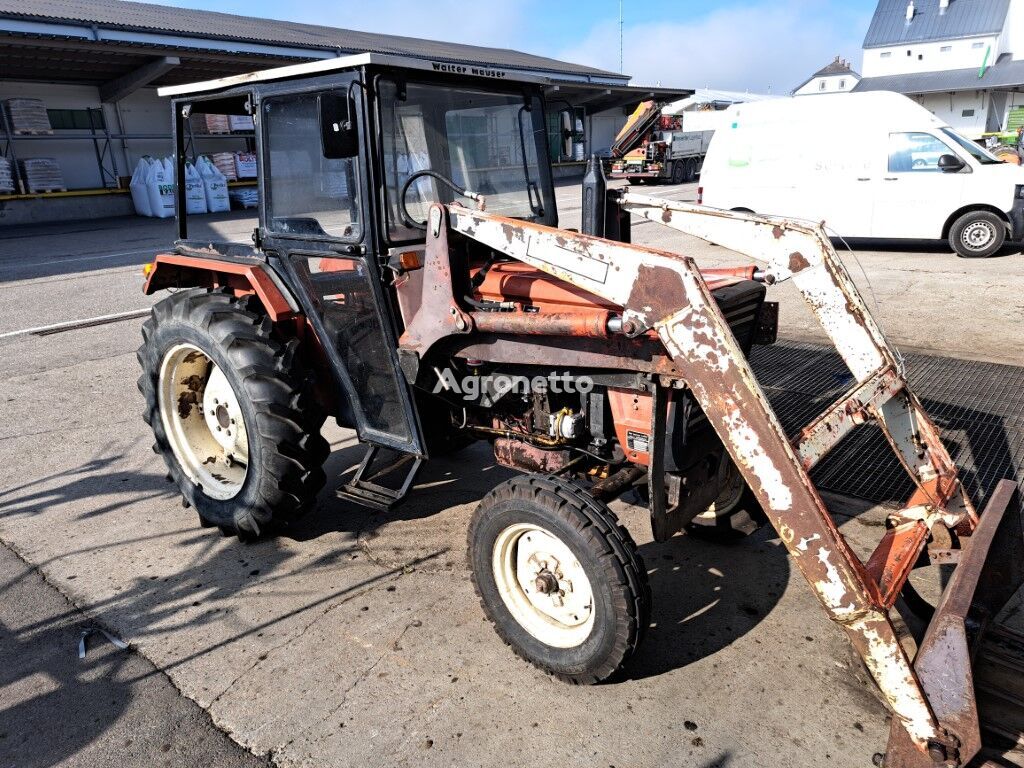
<box><xmin>468</xmin><ymin>476</ymin><xmax>650</xmax><ymax>684</ymax></box>
<box><xmin>949</xmin><ymin>210</ymin><xmax>1007</xmax><ymax>258</ymax></box>
<box><xmin>138</xmin><ymin>288</ymin><xmax>329</xmax><ymax>539</ymax></box>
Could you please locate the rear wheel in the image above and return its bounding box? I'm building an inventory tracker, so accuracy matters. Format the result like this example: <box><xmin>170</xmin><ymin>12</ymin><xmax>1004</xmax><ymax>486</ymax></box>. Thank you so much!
<box><xmin>138</xmin><ymin>288</ymin><xmax>329</xmax><ymax>538</ymax></box>
<box><xmin>949</xmin><ymin>210</ymin><xmax>1007</xmax><ymax>258</ymax></box>
<box><xmin>684</xmin><ymin>157</ymin><xmax>697</xmax><ymax>182</ymax></box>
<box><xmin>671</xmin><ymin>160</ymin><xmax>686</xmax><ymax>184</ymax></box>
<box><xmin>468</xmin><ymin>475</ymin><xmax>650</xmax><ymax>684</ymax></box>
<box><xmin>686</xmin><ymin>460</ymin><xmax>767</xmax><ymax>540</ymax></box>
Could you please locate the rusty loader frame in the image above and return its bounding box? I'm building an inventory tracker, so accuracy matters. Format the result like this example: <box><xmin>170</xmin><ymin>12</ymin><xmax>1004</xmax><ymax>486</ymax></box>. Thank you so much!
<box><xmin>435</xmin><ymin>192</ymin><xmax>1023</xmax><ymax>767</ymax></box>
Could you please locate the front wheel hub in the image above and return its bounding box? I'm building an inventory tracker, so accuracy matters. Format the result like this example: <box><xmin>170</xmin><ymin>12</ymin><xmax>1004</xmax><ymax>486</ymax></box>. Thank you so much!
<box><xmin>492</xmin><ymin>523</ymin><xmax>595</xmax><ymax>648</ymax></box>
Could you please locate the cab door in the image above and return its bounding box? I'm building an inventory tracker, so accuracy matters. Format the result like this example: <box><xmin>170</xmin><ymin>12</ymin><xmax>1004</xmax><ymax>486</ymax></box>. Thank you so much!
<box><xmin>258</xmin><ymin>86</ymin><xmax>424</xmax><ymax>455</ymax></box>
<box><xmin>871</xmin><ymin>131</ymin><xmax>968</xmax><ymax>240</ymax></box>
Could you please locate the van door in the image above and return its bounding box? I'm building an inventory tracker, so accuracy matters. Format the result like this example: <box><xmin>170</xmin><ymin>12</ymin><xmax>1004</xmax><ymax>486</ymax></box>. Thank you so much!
<box><xmin>806</xmin><ymin>129</ymin><xmax>878</xmax><ymax>237</ymax></box>
<box><xmin>871</xmin><ymin>132</ymin><xmax>967</xmax><ymax>240</ymax></box>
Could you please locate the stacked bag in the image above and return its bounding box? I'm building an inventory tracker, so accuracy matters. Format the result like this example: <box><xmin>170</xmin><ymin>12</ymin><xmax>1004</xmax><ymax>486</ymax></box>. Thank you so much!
<box><xmin>18</xmin><ymin>158</ymin><xmax>65</xmax><ymax>192</ymax></box>
<box><xmin>0</xmin><ymin>157</ymin><xmax>14</xmax><ymax>194</ymax></box>
<box><xmin>129</xmin><ymin>155</ymin><xmax>231</xmax><ymax>218</ymax></box>
<box><xmin>3</xmin><ymin>98</ymin><xmax>52</xmax><ymax>133</ymax></box>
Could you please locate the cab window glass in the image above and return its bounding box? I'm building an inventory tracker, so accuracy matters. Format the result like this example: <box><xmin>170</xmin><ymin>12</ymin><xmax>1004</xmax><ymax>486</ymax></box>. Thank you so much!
<box><xmin>888</xmin><ymin>132</ymin><xmax>954</xmax><ymax>173</ymax></box>
<box><xmin>263</xmin><ymin>92</ymin><xmax>360</xmax><ymax>239</ymax></box>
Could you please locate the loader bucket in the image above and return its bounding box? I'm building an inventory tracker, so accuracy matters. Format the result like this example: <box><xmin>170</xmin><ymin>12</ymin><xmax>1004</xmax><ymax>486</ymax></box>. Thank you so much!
<box><xmin>884</xmin><ymin>480</ymin><xmax>1024</xmax><ymax>767</ymax></box>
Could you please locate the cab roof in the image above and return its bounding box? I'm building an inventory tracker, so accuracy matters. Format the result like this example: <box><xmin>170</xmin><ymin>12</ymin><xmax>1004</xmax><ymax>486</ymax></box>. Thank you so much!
<box><xmin>158</xmin><ymin>51</ymin><xmax>546</xmax><ymax>98</ymax></box>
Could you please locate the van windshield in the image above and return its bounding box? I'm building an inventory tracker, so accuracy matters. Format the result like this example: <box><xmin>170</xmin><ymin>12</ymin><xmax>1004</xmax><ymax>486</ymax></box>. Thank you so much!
<box><xmin>941</xmin><ymin>128</ymin><xmax>1002</xmax><ymax>165</ymax></box>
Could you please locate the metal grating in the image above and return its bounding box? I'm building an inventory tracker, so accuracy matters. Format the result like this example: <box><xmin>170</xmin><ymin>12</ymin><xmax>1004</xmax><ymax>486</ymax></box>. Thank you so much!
<box><xmin>748</xmin><ymin>342</ymin><xmax>1024</xmax><ymax>509</ymax></box>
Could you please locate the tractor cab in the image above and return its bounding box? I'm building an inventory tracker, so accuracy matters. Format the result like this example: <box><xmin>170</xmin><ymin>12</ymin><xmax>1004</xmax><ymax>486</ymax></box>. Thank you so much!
<box><xmin>156</xmin><ymin>54</ymin><xmax>571</xmax><ymax>458</ymax></box>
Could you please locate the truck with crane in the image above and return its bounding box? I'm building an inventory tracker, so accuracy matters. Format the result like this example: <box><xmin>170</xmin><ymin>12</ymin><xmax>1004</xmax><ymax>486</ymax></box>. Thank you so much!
<box><xmin>608</xmin><ymin>100</ymin><xmax>716</xmax><ymax>184</ymax></box>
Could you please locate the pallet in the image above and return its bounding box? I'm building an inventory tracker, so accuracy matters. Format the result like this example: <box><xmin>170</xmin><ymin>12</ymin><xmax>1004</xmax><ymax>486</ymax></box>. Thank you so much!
<box><xmin>10</xmin><ymin>129</ymin><xmax>54</xmax><ymax>136</ymax></box>
<box><xmin>23</xmin><ymin>186</ymin><xmax>67</xmax><ymax>194</ymax></box>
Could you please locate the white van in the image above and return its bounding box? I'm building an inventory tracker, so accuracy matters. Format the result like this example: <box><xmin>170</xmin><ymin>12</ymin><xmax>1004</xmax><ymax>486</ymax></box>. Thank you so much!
<box><xmin>699</xmin><ymin>91</ymin><xmax>1024</xmax><ymax>258</ymax></box>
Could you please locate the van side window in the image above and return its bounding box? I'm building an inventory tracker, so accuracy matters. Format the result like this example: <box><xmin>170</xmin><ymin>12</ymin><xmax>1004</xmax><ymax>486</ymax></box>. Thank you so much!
<box><xmin>887</xmin><ymin>132</ymin><xmax>951</xmax><ymax>173</ymax></box>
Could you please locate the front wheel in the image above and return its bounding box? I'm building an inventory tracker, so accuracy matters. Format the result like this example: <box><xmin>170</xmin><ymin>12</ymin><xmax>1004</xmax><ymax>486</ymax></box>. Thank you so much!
<box><xmin>138</xmin><ymin>288</ymin><xmax>329</xmax><ymax>538</ymax></box>
<box><xmin>949</xmin><ymin>210</ymin><xmax>1007</xmax><ymax>258</ymax></box>
<box><xmin>468</xmin><ymin>476</ymin><xmax>650</xmax><ymax>684</ymax></box>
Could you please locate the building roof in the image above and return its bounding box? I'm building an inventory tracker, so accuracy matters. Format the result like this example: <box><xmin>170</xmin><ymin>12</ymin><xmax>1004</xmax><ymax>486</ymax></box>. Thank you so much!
<box><xmin>863</xmin><ymin>0</ymin><xmax>1011</xmax><ymax>48</ymax></box>
<box><xmin>791</xmin><ymin>57</ymin><xmax>861</xmax><ymax>93</ymax></box>
<box><xmin>852</xmin><ymin>55</ymin><xmax>1024</xmax><ymax>93</ymax></box>
<box><xmin>664</xmin><ymin>88</ymin><xmax>777</xmax><ymax>114</ymax></box>
<box><xmin>0</xmin><ymin>0</ymin><xmax>624</xmax><ymax>81</ymax></box>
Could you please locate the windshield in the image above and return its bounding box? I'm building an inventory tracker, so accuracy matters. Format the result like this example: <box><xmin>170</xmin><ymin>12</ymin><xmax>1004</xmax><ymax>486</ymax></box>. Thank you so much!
<box><xmin>941</xmin><ymin>128</ymin><xmax>1002</xmax><ymax>165</ymax></box>
<box><xmin>378</xmin><ymin>80</ymin><xmax>550</xmax><ymax>241</ymax></box>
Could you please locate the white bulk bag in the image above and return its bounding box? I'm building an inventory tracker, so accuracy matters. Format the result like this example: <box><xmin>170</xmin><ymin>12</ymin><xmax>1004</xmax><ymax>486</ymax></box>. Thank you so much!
<box><xmin>184</xmin><ymin>161</ymin><xmax>208</xmax><ymax>215</ymax></box>
<box><xmin>129</xmin><ymin>157</ymin><xmax>153</xmax><ymax>217</ymax></box>
<box><xmin>145</xmin><ymin>157</ymin><xmax>175</xmax><ymax>219</ymax></box>
<box><xmin>197</xmin><ymin>156</ymin><xmax>230</xmax><ymax>213</ymax></box>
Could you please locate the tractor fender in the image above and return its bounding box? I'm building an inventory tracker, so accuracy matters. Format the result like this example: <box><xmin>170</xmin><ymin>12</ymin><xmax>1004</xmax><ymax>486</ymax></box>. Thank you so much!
<box><xmin>143</xmin><ymin>252</ymin><xmax>299</xmax><ymax>321</ymax></box>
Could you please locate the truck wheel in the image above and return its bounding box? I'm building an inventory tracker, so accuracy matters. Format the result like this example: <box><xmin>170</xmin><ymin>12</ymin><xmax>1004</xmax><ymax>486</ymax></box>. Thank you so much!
<box><xmin>949</xmin><ymin>210</ymin><xmax>1007</xmax><ymax>258</ymax></box>
<box><xmin>684</xmin><ymin>157</ymin><xmax>697</xmax><ymax>182</ymax></box>
<box><xmin>686</xmin><ymin>461</ymin><xmax>767</xmax><ymax>540</ymax></box>
<box><xmin>671</xmin><ymin>160</ymin><xmax>686</xmax><ymax>185</ymax></box>
<box><xmin>468</xmin><ymin>475</ymin><xmax>650</xmax><ymax>684</ymax></box>
<box><xmin>138</xmin><ymin>288</ymin><xmax>329</xmax><ymax>539</ymax></box>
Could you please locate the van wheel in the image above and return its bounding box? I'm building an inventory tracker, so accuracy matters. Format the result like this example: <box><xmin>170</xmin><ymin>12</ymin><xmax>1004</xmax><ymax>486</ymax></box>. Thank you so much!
<box><xmin>949</xmin><ymin>210</ymin><xmax>1006</xmax><ymax>258</ymax></box>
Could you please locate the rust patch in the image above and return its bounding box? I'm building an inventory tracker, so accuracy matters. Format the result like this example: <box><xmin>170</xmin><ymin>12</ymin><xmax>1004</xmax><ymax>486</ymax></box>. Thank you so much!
<box><xmin>772</xmin><ymin>225</ymin><xmax>784</xmax><ymax>240</ymax></box>
<box><xmin>788</xmin><ymin>251</ymin><xmax>811</xmax><ymax>273</ymax></box>
<box><xmin>661</xmin><ymin>209</ymin><xmax>672</xmax><ymax>224</ymax></box>
<box><xmin>625</xmin><ymin>264</ymin><xmax>688</xmax><ymax>320</ymax></box>
<box><xmin>176</xmin><ymin>391</ymin><xmax>199</xmax><ymax>419</ymax></box>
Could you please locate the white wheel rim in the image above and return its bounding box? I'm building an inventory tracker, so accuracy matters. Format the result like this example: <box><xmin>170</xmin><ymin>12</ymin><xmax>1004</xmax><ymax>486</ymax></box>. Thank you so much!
<box><xmin>492</xmin><ymin>523</ymin><xmax>595</xmax><ymax>648</ymax></box>
<box><xmin>961</xmin><ymin>221</ymin><xmax>996</xmax><ymax>251</ymax></box>
<box><xmin>158</xmin><ymin>343</ymin><xmax>249</xmax><ymax>500</ymax></box>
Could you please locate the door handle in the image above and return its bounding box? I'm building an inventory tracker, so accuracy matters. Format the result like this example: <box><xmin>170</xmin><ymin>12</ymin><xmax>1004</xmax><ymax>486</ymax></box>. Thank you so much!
<box><xmin>883</xmin><ymin>177</ymin><xmax>899</xmax><ymax>181</ymax></box>
<box><xmin>857</xmin><ymin>177</ymin><xmax>871</xmax><ymax>181</ymax></box>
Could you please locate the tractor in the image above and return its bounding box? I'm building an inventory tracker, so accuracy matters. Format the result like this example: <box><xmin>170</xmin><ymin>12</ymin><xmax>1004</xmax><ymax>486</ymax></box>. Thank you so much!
<box><xmin>139</xmin><ymin>52</ymin><xmax>1024</xmax><ymax>766</ymax></box>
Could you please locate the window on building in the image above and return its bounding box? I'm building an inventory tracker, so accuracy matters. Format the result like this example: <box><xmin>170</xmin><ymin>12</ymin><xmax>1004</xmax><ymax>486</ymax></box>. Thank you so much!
<box><xmin>839</xmin><ymin>79</ymin><xmax>846</xmax><ymax>89</ymax></box>
<box><xmin>962</xmin><ymin>109</ymin><xmax>976</xmax><ymax>117</ymax></box>
<box><xmin>819</xmin><ymin>80</ymin><xmax>827</xmax><ymax>91</ymax></box>
<box><xmin>907</xmin><ymin>50</ymin><xmax>913</xmax><ymax>56</ymax></box>
<box><xmin>46</xmin><ymin>109</ymin><xmax>105</xmax><ymax>130</ymax></box>
<box><xmin>888</xmin><ymin>132</ymin><xmax>956</xmax><ymax>173</ymax></box>
<box><xmin>941</xmin><ymin>45</ymin><xmax>952</xmax><ymax>52</ymax></box>
<box><xmin>972</xmin><ymin>41</ymin><xmax>985</xmax><ymax>49</ymax></box>
<box><xmin>881</xmin><ymin>51</ymin><xmax>892</xmax><ymax>58</ymax></box>
<box><xmin>262</xmin><ymin>91</ymin><xmax>361</xmax><ymax>240</ymax></box>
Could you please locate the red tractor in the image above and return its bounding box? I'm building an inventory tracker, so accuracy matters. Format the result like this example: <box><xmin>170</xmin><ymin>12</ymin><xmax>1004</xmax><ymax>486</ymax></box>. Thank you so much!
<box><xmin>139</xmin><ymin>53</ymin><xmax>1023</xmax><ymax>766</ymax></box>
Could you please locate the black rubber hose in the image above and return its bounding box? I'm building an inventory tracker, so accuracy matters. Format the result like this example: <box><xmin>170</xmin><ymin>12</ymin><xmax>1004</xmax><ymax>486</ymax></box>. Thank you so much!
<box><xmin>399</xmin><ymin>169</ymin><xmax>482</xmax><ymax>230</ymax></box>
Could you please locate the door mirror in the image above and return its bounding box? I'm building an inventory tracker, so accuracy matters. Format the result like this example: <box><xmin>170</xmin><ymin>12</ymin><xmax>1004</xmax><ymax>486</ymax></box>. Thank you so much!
<box><xmin>560</xmin><ymin>110</ymin><xmax>574</xmax><ymax>158</ymax></box>
<box><xmin>937</xmin><ymin>153</ymin><xmax>966</xmax><ymax>173</ymax></box>
<box><xmin>319</xmin><ymin>91</ymin><xmax>359</xmax><ymax>159</ymax></box>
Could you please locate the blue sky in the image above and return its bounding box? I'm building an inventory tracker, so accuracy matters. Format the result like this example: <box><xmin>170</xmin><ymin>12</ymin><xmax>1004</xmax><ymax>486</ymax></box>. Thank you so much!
<box><xmin>157</xmin><ymin>0</ymin><xmax>879</xmax><ymax>93</ymax></box>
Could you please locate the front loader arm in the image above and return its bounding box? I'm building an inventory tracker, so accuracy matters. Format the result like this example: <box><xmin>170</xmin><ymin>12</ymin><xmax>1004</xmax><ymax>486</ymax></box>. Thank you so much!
<box><xmin>443</xmin><ymin>200</ymin><xmax>1019</xmax><ymax>764</ymax></box>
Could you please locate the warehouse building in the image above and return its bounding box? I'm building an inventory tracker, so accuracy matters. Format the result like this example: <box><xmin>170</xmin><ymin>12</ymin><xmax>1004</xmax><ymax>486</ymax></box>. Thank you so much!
<box><xmin>0</xmin><ymin>0</ymin><xmax>687</xmax><ymax>224</ymax></box>
<box><xmin>854</xmin><ymin>0</ymin><xmax>1024</xmax><ymax>139</ymax></box>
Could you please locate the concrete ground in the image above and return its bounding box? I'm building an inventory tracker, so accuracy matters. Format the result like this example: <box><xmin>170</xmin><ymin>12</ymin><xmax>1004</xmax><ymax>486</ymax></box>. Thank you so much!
<box><xmin>1</xmin><ymin>181</ymin><xmax>1021</xmax><ymax>768</ymax></box>
<box><xmin>0</xmin><ymin>544</ymin><xmax>272</xmax><ymax>768</ymax></box>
